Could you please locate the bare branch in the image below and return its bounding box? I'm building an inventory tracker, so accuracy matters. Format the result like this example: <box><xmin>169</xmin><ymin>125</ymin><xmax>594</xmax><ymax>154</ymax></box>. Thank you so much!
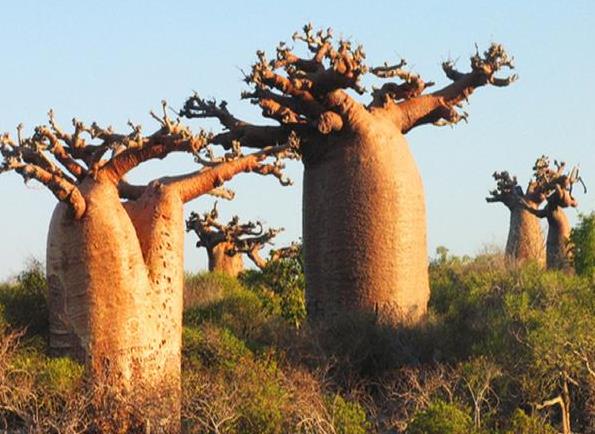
<box><xmin>370</xmin><ymin>59</ymin><xmax>435</xmax><ymax>105</ymax></box>
<box><xmin>1</xmin><ymin>129</ymin><xmax>86</xmax><ymax>218</ymax></box>
<box><xmin>164</xmin><ymin>144</ymin><xmax>297</xmax><ymax>203</ymax></box>
<box><xmin>398</xmin><ymin>43</ymin><xmax>517</xmax><ymax>132</ymax></box>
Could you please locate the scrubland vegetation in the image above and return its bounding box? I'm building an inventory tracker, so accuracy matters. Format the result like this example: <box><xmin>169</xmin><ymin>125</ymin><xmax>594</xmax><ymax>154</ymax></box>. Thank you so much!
<box><xmin>0</xmin><ymin>212</ymin><xmax>593</xmax><ymax>433</ymax></box>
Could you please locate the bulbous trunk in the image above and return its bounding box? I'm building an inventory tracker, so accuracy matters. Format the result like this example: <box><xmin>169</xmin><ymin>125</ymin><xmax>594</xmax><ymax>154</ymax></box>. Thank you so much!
<box><xmin>505</xmin><ymin>205</ymin><xmax>546</xmax><ymax>266</ymax></box>
<box><xmin>546</xmin><ymin>208</ymin><xmax>573</xmax><ymax>270</ymax></box>
<box><xmin>46</xmin><ymin>178</ymin><xmax>183</xmax><ymax>432</ymax></box>
<box><xmin>207</xmin><ymin>242</ymin><xmax>245</xmax><ymax>277</ymax></box>
<box><xmin>303</xmin><ymin>116</ymin><xmax>429</xmax><ymax>323</ymax></box>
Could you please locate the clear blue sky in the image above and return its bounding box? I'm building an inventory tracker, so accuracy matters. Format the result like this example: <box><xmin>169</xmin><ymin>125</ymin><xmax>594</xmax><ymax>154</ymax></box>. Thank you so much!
<box><xmin>1</xmin><ymin>0</ymin><xmax>594</xmax><ymax>279</ymax></box>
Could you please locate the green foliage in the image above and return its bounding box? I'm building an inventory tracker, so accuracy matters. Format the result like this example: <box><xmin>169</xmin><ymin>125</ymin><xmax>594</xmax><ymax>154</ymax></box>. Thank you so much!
<box><xmin>2</xmin><ymin>253</ymin><xmax>594</xmax><ymax>432</ymax></box>
<box><xmin>182</xmin><ymin>324</ymin><xmax>251</xmax><ymax>370</ymax></box>
<box><xmin>0</xmin><ymin>259</ymin><xmax>48</xmax><ymax>335</ymax></box>
<box><xmin>235</xmin><ymin>358</ymin><xmax>287</xmax><ymax>434</ymax></box>
<box><xmin>326</xmin><ymin>394</ymin><xmax>371</xmax><ymax>434</ymax></box>
<box><xmin>184</xmin><ymin>282</ymin><xmax>282</xmax><ymax>348</ymax></box>
<box><xmin>429</xmin><ymin>251</ymin><xmax>595</xmax><ymax>432</ymax></box>
<box><xmin>503</xmin><ymin>409</ymin><xmax>556</xmax><ymax>434</ymax></box>
<box><xmin>407</xmin><ymin>400</ymin><xmax>474</xmax><ymax>434</ymax></box>
<box><xmin>184</xmin><ymin>271</ymin><xmax>246</xmax><ymax>310</ymax></box>
<box><xmin>38</xmin><ymin>357</ymin><xmax>85</xmax><ymax>394</ymax></box>
<box><xmin>571</xmin><ymin>212</ymin><xmax>595</xmax><ymax>278</ymax></box>
<box><xmin>241</xmin><ymin>251</ymin><xmax>306</xmax><ymax>327</ymax></box>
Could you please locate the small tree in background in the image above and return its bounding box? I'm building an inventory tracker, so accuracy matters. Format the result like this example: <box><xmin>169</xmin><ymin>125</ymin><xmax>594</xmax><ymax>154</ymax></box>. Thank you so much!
<box><xmin>186</xmin><ymin>202</ymin><xmax>283</xmax><ymax>276</ymax></box>
<box><xmin>522</xmin><ymin>157</ymin><xmax>586</xmax><ymax>270</ymax></box>
<box><xmin>486</xmin><ymin>158</ymin><xmax>549</xmax><ymax>266</ymax></box>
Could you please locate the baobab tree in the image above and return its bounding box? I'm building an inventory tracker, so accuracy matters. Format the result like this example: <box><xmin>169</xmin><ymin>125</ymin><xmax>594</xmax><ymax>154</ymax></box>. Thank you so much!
<box><xmin>0</xmin><ymin>103</ymin><xmax>294</xmax><ymax>431</ymax></box>
<box><xmin>522</xmin><ymin>157</ymin><xmax>586</xmax><ymax>270</ymax></box>
<box><xmin>186</xmin><ymin>202</ymin><xmax>283</xmax><ymax>276</ymax></box>
<box><xmin>486</xmin><ymin>159</ymin><xmax>548</xmax><ymax>266</ymax></box>
<box><xmin>181</xmin><ymin>24</ymin><xmax>516</xmax><ymax>323</ymax></box>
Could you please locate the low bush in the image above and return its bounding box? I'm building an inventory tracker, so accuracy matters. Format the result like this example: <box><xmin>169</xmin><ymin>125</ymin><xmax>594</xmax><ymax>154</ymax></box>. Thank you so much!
<box><xmin>0</xmin><ymin>259</ymin><xmax>48</xmax><ymax>335</ymax></box>
<box><xmin>571</xmin><ymin>212</ymin><xmax>595</xmax><ymax>278</ymax></box>
<box><xmin>407</xmin><ymin>400</ymin><xmax>475</xmax><ymax>434</ymax></box>
<box><xmin>241</xmin><ymin>250</ymin><xmax>306</xmax><ymax>327</ymax></box>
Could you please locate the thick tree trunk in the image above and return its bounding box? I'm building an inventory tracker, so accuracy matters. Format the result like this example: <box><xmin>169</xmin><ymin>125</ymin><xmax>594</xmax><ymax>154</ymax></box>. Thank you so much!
<box><xmin>46</xmin><ymin>178</ymin><xmax>183</xmax><ymax>432</ymax></box>
<box><xmin>303</xmin><ymin>117</ymin><xmax>429</xmax><ymax>323</ymax></box>
<box><xmin>546</xmin><ymin>208</ymin><xmax>573</xmax><ymax>270</ymax></box>
<box><xmin>207</xmin><ymin>242</ymin><xmax>245</xmax><ymax>277</ymax></box>
<box><xmin>505</xmin><ymin>205</ymin><xmax>545</xmax><ymax>266</ymax></box>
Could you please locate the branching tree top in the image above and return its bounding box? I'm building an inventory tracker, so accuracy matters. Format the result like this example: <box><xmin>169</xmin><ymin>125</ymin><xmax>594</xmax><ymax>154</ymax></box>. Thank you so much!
<box><xmin>0</xmin><ymin>101</ymin><xmax>298</xmax><ymax>219</ymax></box>
<box><xmin>487</xmin><ymin>156</ymin><xmax>587</xmax><ymax>211</ymax></box>
<box><xmin>529</xmin><ymin>156</ymin><xmax>586</xmax><ymax>212</ymax></box>
<box><xmin>186</xmin><ymin>202</ymin><xmax>283</xmax><ymax>269</ymax></box>
<box><xmin>180</xmin><ymin>23</ymin><xmax>516</xmax><ymax>158</ymax></box>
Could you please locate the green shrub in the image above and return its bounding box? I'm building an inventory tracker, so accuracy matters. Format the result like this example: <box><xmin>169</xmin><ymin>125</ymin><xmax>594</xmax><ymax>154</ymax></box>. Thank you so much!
<box><xmin>241</xmin><ymin>250</ymin><xmax>306</xmax><ymax>327</ymax></box>
<box><xmin>407</xmin><ymin>400</ymin><xmax>474</xmax><ymax>434</ymax></box>
<box><xmin>182</xmin><ymin>324</ymin><xmax>251</xmax><ymax>370</ymax></box>
<box><xmin>38</xmin><ymin>357</ymin><xmax>84</xmax><ymax>394</ymax></box>
<box><xmin>184</xmin><ymin>283</ymin><xmax>282</xmax><ymax>348</ymax></box>
<box><xmin>428</xmin><ymin>254</ymin><xmax>595</xmax><ymax>431</ymax></box>
<box><xmin>503</xmin><ymin>409</ymin><xmax>556</xmax><ymax>434</ymax></box>
<box><xmin>571</xmin><ymin>212</ymin><xmax>595</xmax><ymax>278</ymax></box>
<box><xmin>184</xmin><ymin>271</ymin><xmax>245</xmax><ymax>310</ymax></box>
<box><xmin>235</xmin><ymin>359</ymin><xmax>287</xmax><ymax>434</ymax></box>
<box><xmin>326</xmin><ymin>394</ymin><xmax>371</xmax><ymax>434</ymax></box>
<box><xmin>0</xmin><ymin>259</ymin><xmax>48</xmax><ymax>335</ymax></box>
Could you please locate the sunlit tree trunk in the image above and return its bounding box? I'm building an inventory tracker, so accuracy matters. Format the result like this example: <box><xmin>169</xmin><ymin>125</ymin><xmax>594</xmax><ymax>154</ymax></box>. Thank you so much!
<box><xmin>303</xmin><ymin>118</ymin><xmax>428</xmax><ymax>321</ymax></box>
<box><xmin>208</xmin><ymin>242</ymin><xmax>245</xmax><ymax>276</ymax></box>
<box><xmin>505</xmin><ymin>205</ymin><xmax>545</xmax><ymax>265</ymax></box>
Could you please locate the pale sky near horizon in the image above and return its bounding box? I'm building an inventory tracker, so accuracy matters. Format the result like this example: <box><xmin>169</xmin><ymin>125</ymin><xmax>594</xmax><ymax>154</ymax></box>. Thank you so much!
<box><xmin>1</xmin><ymin>0</ymin><xmax>594</xmax><ymax>280</ymax></box>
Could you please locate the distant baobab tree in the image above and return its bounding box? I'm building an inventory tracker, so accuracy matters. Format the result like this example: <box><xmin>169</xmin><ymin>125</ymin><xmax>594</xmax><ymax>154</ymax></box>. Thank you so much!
<box><xmin>0</xmin><ymin>103</ymin><xmax>294</xmax><ymax>431</ymax></box>
<box><xmin>181</xmin><ymin>24</ymin><xmax>517</xmax><ymax>323</ymax></box>
<box><xmin>186</xmin><ymin>202</ymin><xmax>283</xmax><ymax>276</ymax></box>
<box><xmin>486</xmin><ymin>159</ymin><xmax>549</xmax><ymax>266</ymax></box>
<box><xmin>522</xmin><ymin>157</ymin><xmax>586</xmax><ymax>270</ymax></box>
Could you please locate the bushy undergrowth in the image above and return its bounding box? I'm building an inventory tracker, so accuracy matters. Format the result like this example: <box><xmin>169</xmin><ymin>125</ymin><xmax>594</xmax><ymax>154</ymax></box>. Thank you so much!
<box><xmin>1</xmin><ymin>249</ymin><xmax>594</xmax><ymax>432</ymax></box>
<box><xmin>241</xmin><ymin>252</ymin><xmax>307</xmax><ymax>327</ymax></box>
<box><xmin>571</xmin><ymin>212</ymin><xmax>595</xmax><ymax>279</ymax></box>
<box><xmin>0</xmin><ymin>259</ymin><xmax>48</xmax><ymax>335</ymax></box>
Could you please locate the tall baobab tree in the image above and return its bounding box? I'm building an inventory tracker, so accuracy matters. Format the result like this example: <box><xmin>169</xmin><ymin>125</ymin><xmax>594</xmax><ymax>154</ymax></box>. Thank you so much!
<box><xmin>486</xmin><ymin>159</ymin><xmax>548</xmax><ymax>266</ymax></box>
<box><xmin>186</xmin><ymin>202</ymin><xmax>283</xmax><ymax>275</ymax></box>
<box><xmin>522</xmin><ymin>157</ymin><xmax>586</xmax><ymax>270</ymax></box>
<box><xmin>181</xmin><ymin>24</ymin><xmax>516</xmax><ymax>323</ymax></box>
<box><xmin>0</xmin><ymin>103</ymin><xmax>294</xmax><ymax>431</ymax></box>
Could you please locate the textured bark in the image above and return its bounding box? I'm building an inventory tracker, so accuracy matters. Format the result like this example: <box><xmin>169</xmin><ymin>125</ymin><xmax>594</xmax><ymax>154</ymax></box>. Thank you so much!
<box><xmin>303</xmin><ymin>114</ymin><xmax>429</xmax><ymax>322</ymax></box>
<box><xmin>208</xmin><ymin>242</ymin><xmax>245</xmax><ymax>276</ymax></box>
<box><xmin>47</xmin><ymin>179</ymin><xmax>183</xmax><ymax>431</ymax></box>
<box><xmin>505</xmin><ymin>204</ymin><xmax>546</xmax><ymax>266</ymax></box>
<box><xmin>486</xmin><ymin>168</ymin><xmax>547</xmax><ymax>266</ymax></box>
<box><xmin>545</xmin><ymin>207</ymin><xmax>573</xmax><ymax>270</ymax></box>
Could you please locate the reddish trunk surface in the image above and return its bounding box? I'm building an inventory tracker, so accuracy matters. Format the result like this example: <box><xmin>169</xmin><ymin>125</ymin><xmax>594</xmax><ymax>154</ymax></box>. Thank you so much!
<box><xmin>208</xmin><ymin>242</ymin><xmax>245</xmax><ymax>277</ymax></box>
<box><xmin>505</xmin><ymin>204</ymin><xmax>545</xmax><ymax>266</ymax></box>
<box><xmin>46</xmin><ymin>178</ymin><xmax>183</xmax><ymax>432</ymax></box>
<box><xmin>303</xmin><ymin>115</ymin><xmax>429</xmax><ymax>323</ymax></box>
<box><xmin>546</xmin><ymin>208</ymin><xmax>573</xmax><ymax>270</ymax></box>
